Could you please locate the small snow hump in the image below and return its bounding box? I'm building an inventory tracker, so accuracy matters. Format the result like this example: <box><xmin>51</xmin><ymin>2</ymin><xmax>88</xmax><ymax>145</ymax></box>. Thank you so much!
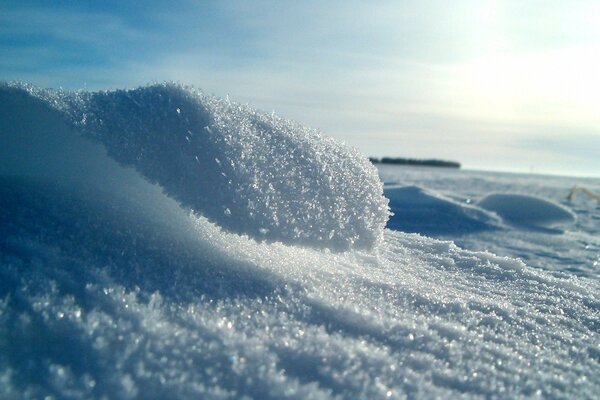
<box><xmin>385</xmin><ymin>185</ymin><xmax>500</xmax><ymax>235</ymax></box>
<box><xmin>16</xmin><ymin>83</ymin><xmax>389</xmax><ymax>251</ymax></box>
<box><xmin>478</xmin><ymin>193</ymin><xmax>575</xmax><ymax>228</ymax></box>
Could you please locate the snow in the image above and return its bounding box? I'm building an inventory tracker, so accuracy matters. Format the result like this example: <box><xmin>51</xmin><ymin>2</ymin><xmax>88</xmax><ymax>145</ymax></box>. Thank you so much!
<box><xmin>478</xmin><ymin>193</ymin><xmax>576</xmax><ymax>228</ymax></box>
<box><xmin>1</xmin><ymin>83</ymin><xmax>600</xmax><ymax>399</ymax></box>
<box><xmin>378</xmin><ymin>164</ymin><xmax>600</xmax><ymax>279</ymax></box>
<box><xmin>385</xmin><ymin>185</ymin><xmax>500</xmax><ymax>235</ymax></box>
<box><xmin>8</xmin><ymin>83</ymin><xmax>389</xmax><ymax>252</ymax></box>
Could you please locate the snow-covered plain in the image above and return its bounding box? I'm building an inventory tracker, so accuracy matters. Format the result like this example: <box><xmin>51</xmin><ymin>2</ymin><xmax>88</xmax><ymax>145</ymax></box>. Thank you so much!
<box><xmin>380</xmin><ymin>165</ymin><xmax>600</xmax><ymax>280</ymax></box>
<box><xmin>1</xmin><ymin>83</ymin><xmax>599</xmax><ymax>399</ymax></box>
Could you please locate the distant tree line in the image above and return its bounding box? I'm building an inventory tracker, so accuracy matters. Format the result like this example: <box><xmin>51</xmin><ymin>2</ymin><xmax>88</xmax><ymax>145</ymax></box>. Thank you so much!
<box><xmin>369</xmin><ymin>157</ymin><xmax>461</xmax><ymax>169</ymax></box>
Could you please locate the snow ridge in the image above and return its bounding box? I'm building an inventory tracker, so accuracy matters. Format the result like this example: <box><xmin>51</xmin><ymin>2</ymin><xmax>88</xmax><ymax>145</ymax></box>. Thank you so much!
<box><xmin>16</xmin><ymin>83</ymin><xmax>389</xmax><ymax>251</ymax></box>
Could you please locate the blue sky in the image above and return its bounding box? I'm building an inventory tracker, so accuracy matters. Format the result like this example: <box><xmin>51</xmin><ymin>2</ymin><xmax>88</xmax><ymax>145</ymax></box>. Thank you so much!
<box><xmin>2</xmin><ymin>0</ymin><xmax>599</xmax><ymax>176</ymax></box>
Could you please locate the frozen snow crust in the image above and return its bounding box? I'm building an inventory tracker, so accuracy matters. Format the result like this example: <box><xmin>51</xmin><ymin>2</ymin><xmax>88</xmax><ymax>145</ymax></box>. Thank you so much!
<box><xmin>1</xmin><ymin>83</ymin><xmax>600</xmax><ymax>398</ymax></box>
<box><xmin>11</xmin><ymin>83</ymin><xmax>389</xmax><ymax>251</ymax></box>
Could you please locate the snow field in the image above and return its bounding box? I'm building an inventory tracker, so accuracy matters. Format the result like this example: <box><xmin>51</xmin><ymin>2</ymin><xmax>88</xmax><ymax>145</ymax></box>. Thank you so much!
<box><xmin>1</xmin><ymin>178</ymin><xmax>598</xmax><ymax>398</ymax></box>
<box><xmin>378</xmin><ymin>164</ymin><xmax>598</xmax><ymax>279</ymax></box>
<box><xmin>1</xmin><ymin>83</ymin><xmax>599</xmax><ymax>398</ymax></box>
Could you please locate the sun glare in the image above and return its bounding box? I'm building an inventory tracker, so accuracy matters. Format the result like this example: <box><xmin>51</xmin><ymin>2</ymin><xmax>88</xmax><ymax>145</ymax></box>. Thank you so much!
<box><xmin>455</xmin><ymin>45</ymin><xmax>600</xmax><ymax>127</ymax></box>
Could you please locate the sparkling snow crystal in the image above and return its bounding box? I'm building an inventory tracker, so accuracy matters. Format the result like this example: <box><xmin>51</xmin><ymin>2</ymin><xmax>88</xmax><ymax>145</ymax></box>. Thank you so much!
<box><xmin>18</xmin><ymin>83</ymin><xmax>389</xmax><ymax>251</ymax></box>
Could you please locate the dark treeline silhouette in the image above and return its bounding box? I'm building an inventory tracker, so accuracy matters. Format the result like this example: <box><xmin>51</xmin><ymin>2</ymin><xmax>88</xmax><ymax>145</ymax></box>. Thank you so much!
<box><xmin>369</xmin><ymin>157</ymin><xmax>461</xmax><ymax>169</ymax></box>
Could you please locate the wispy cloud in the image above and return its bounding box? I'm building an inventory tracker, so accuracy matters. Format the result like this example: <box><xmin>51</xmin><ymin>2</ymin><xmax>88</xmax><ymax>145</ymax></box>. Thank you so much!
<box><xmin>1</xmin><ymin>0</ymin><xmax>599</xmax><ymax>175</ymax></box>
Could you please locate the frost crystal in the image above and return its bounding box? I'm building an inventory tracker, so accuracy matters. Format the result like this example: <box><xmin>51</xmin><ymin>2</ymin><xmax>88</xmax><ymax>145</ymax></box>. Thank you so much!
<box><xmin>24</xmin><ymin>83</ymin><xmax>389</xmax><ymax>251</ymax></box>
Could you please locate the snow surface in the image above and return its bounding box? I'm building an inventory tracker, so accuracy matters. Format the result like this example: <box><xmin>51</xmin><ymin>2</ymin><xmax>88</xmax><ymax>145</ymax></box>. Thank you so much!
<box><xmin>478</xmin><ymin>193</ymin><xmax>576</xmax><ymax>228</ymax></box>
<box><xmin>384</xmin><ymin>185</ymin><xmax>500</xmax><ymax>235</ymax></box>
<box><xmin>1</xmin><ymin>83</ymin><xmax>600</xmax><ymax>399</ymax></box>
<box><xmin>4</xmin><ymin>83</ymin><xmax>389</xmax><ymax>252</ymax></box>
<box><xmin>379</xmin><ymin>164</ymin><xmax>600</xmax><ymax>280</ymax></box>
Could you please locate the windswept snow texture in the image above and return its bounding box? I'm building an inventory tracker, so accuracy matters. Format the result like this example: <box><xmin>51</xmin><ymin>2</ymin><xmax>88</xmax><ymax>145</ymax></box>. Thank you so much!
<box><xmin>478</xmin><ymin>193</ymin><xmax>576</xmax><ymax>228</ymax></box>
<box><xmin>385</xmin><ymin>185</ymin><xmax>500</xmax><ymax>235</ymax></box>
<box><xmin>378</xmin><ymin>164</ymin><xmax>600</xmax><ymax>279</ymax></box>
<box><xmin>1</xmin><ymin>84</ymin><xmax>600</xmax><ymax>399</ymax></box>
<box><xmin>1</xmin><ymin>177</ymin><xmax>599</xmax><ymax>399</ymax></box>
<box><xmin>10</xmin><ymin>83</ymin><xmax>388</xmax><ymax>251</ymax></box>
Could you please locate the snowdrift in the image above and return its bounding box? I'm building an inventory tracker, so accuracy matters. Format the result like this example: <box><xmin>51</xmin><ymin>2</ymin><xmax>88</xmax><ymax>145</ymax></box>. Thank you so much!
<box><xmin>2</xmin><ymin>83</ymin><xmax>388</xmax><ymax>252</ymax></box>
<box><xmin>1</xmin><ymin>83</ymin><xmax>599</xmax><ymax>399</ymax></box>
<box><xmin>478</xmin><ymin>193</ymin><xmax>576</xmax><ymax>228</ymax></box>
<box><xmin>384</xmin><ymin>185</ymin><xmax>576</xmax><ymax>236</ymax></box>
<box><xmin>385</xmin><ymin>185</ymin><xmax>500</xmax><ymax>235</ymax></box>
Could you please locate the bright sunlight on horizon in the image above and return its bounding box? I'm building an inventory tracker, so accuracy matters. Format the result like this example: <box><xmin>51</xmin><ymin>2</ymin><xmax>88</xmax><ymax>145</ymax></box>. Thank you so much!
<box><xmin>1</xmin><ymin>0</ymin><xmax>599</xmax><ymax>177</ymax></box>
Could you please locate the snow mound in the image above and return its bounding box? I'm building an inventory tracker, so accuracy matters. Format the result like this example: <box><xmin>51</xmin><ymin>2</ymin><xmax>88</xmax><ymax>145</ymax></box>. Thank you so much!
<box><xmin>385</xmin><ymin>185</ymin><xmax>500</xmax><ymax>235</ymax></box>
<box><xmin>5</xmin><ymin>83</ymin><xmax>389</xmax><ymax>251</ymax></box>
<box><xmin>478</xmin><ymin>193</ymin><xmax>575</xmax><ymax>228</ymax></box>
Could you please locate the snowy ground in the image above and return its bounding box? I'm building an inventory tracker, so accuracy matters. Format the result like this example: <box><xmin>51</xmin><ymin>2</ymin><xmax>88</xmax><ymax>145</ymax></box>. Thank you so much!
<box><xmin>1</xmin><ymin>83</ymin><xmax>599</xmax><ymax>399</ymax></box>
<box><xmin>379</xmin><ymin>165</ymin><xmax>600</xmax><ymax>280</ymax></box>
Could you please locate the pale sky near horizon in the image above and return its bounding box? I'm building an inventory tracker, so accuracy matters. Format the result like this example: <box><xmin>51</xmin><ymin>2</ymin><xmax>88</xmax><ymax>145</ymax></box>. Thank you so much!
<box><xmin>1</xmin><ymin>0</ymin><xmax>599</xmax><ymax>177</ymax></box>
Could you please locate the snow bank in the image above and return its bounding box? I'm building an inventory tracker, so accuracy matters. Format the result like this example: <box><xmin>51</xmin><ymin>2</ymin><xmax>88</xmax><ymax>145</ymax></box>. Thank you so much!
<box><xmin>5</xmin><ymin>83</ymin><xmax>388</xmax><ymax>251</ymax></box>
<box><xmin>478</xmin><ymin>193</ymin><xmax>575</xmax><ymax>228</ymax></box>
<box><xmin>385</xmin><ymin>185</ymin><xmax>500</xmax><ymax>235</ymax></box>
<box><xmin>1</xmin><ymin>83</ymin><xmax>599</xmax><ymax>398</ymax></box>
